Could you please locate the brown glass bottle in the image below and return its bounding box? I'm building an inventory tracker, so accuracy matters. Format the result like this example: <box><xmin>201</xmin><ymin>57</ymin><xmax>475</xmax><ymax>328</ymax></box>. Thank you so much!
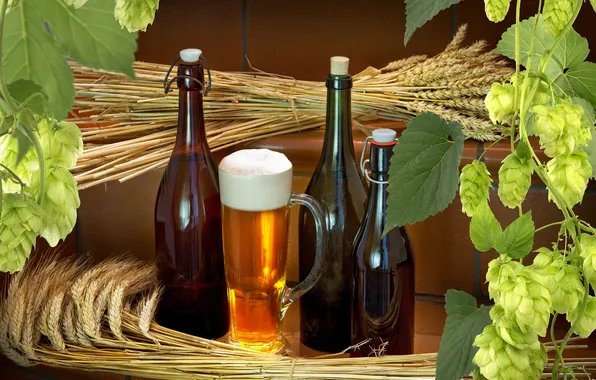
<box><xmin>298</xmin><ymin>57</ymin><xmax>367</xmax><ymax>353</ymax></box>
<box><xmin>154</xmin><ymin>50</ymin><xmax>229</xmax><ymax>339</ymax></box>
<box><xmin>351</xmin><ymin>130</ymin><xmax>415</xmax><ymax>357</ymax></box>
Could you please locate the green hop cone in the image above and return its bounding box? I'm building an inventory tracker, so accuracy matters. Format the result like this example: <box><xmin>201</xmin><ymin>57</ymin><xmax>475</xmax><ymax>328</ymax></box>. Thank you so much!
<box><xmin>485</xmin><ymin>82</ymin><xmax>515</xmax><ymax>124</ymax></box>
<box><xmin>473</xmin><ymin>324</ymin><xmax>547</xmax><ymax>380</ymax></box>
<box><xmin>0</xmin><ymin>194</ymin><xmax>45</xmax><ymax>273</ymax></box>
<box><xmin>543</xmin><ymin>0</ymin><xmax>575</xmax><ymax>37</ymax></box>
<box><xmin>62</xmin><ymin>0</ymin><xmax>88</xmax><ymax>8</ymax></box>
<box><xmin>39</xmin><ymin>118</ymin><xmax>83</xmax><ymax>169</ymax></box>
<box><xmin>546</xmin><ymin>151</ymin><xmax>592</xmax><ymax>209</ymax></box>
<box><xmin>31</xmin><ymin>161</ymin><xmax>80</xmax><ymax>247</ymax></box>
<box><xmin>532</xmin><ymin>101</ymin><xmax>590</xmax><ymax>157</ymax></box>
<box><xmin>0</xmin><ymin>132</ymin><xmax>37</xmax><ymax>194</ymax></box>
<box><xmin>530</xmin><ymin>248</ymin><xmax>584</xmax><ymax>314</ymax></box>
<box><xmin>460</xmin><ymin>160</ymin><xmax>492</xmax><ymax>217</ymax></box>
<box><xmin>114</xmin><ymin>0</ymin><xmax>160</xmax><ymax>33</ymax></box>
<box><xmin>577</xmin><ymin>233</ymin><xmax>596</xmax><ymax>290</ymax></box>
<box><xmin>490</xmin><ymin>305</ymin><xmax>541</xmax><ymax>350</ymax></box>
<box><xmin>510</xmin><ymin>72</ymin><xmax>550</xmax><ymax>108</ymax></box>
<box><xmin>567</xmin><ymin>296</ymin><xmax>596</xmax><ymax>338</ymax></box>
<box><xmin>486</xmin><ymin>256</ymin><xmax>525</xmax><ymax>302</ymax></box>
<box><xmin>498</xmin><ymin>152</ymin><xmax>533</xmax><ymax>209</ymax></box>
<box><xmin>484</xmin><ymin>0</ymin><xmax>512</xmax><ymax>22</ymax></box>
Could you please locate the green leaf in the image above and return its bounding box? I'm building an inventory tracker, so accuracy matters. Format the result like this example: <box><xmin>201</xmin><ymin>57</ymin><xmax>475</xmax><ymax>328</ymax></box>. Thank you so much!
<box><xmin>42</xmin><ymin>0</ymin><xmax>137</xmax><ymax>78</ymax></box>
<box><xmin>582</xmin><ymin>129</ymin><xmax>596</xmax><ymax>179</ymax></box>
<box><xmin>404</xmin><ymin>0</ymin><xmax>461</xmax><ymax>45</ymax></box>
<box><xmin>436</xmin><ymin>290</ymin><xmax>491</xmax><ymax>380</ymax></box>
<box><xmin>3</xmin><ymin>0</ymin><xmax>75</xmax><ymax>120</ymax></box>
<box><xmin>385</xmin><ymin>112</ymin><xmax>464</xmax><ymax>228</ymax></box>
<box><xmin>565</xmin><ymin>62</ymin><xmax>596</xmax><ymax>109</ymax></box>
<box><xmin>469</xmin><ymin>201</ymin><xmax>502</xmax><ymax>252</ymax></box>
<box><xmin>494</xmin><ymin>16</ymin><xmax>589</xmax><ymax>79</ymax></box>
<box><xmin>516</xmin><ymin>139</ymin><xmax>532</xmax><ymax>162</ymax></box>
<box><xmin>7</xmin><ymin>79</ymin><xmax>48</xmax><ymax>115</ymax></box>
<box><xmin>13</xmin><ymin>121</ymin><xmax>36</xmax><ymax>166</ymax></box>
<box><xmin>494</xmin><ymin>212</ymin><xmax>535</xmax><ymax>259</ymax></box>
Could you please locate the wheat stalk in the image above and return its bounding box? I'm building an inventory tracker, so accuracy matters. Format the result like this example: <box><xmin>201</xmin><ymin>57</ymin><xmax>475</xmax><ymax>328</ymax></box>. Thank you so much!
<box><xmin>68</xmin><ymin>24</ymin><xmax>513</xmax><ymax>190</ymax></box>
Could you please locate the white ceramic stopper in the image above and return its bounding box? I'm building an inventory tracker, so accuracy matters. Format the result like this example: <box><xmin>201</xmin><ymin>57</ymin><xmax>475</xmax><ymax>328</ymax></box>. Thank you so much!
<box><xmin>330</xmin><ymin>56</ymin><xmax>350</xmax><ymax>75</ymax></box>
<box><xmin>372</xmin><ymin>128</ymin><xmax>397</xmax><ymax>143</ymax></box>
<box><xmin>180</xmin><ymin>48</ymin><xmax>202</xmax><ymax>63</ymax></box>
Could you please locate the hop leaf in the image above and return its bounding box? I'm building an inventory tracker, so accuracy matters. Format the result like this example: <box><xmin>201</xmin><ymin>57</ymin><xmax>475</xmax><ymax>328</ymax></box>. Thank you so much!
<box><xmin>7</xmin><ymin>0</ymin><xmax>19</xmax><ymax>11</ymax></box>
<box><xmin>39</xmin><ymin>118</ymin><xmax>83</xmax><ymax>169</ymax></box>
<box><xmin>531</xmin><ymin>248</ymin><xmax>584</xmax><ymax>314</ymax></box>
<box><xmin>473</xmin><ymin>324</ymin><xmax>547</xmax><ymax>380</ymax></box>
<box><xmin>485</xmin><ymin>82</ymin><xmax>515</xmax><ymax>124</ymax></box>
<box><xmin>114</xmin><ymin>0</ymin><xmax>159</xmax><ymax>32</ymax></box>
<box><xmin>0</xmin><ymin>194</ymin><xmax>45</xmax><ymax>273</ymax></box>
<box><xmin>31</xmin><ymin>162</ymin><xmax>80</xmax><ymax>247</ymax></box>
<box><xmin>567</xmin><ymin>296</ymin><xmax>596</xmax><ymax>338</ymax></box>
<box><xmin>62</xmin><ymin>0</ymin><xmax>88</xmax><ymax>8</ymax></box>
<box><xmin>460</xmin><ymin>160</ymin><xmax>492</xmax><ymax>217</ymax></box>
<box><xmin>484</xmin><ymin>0</ymin><xmax>512</xmax><ymax>22</ymax></box>
<box><xmin>543</xmin><ymin>0</ymin><xmax>575</xmax><ymax>37</ymax></box>
<box><xmin>498</xmin><ymin>152</ymin><xmax>533</xmax><ymax>209</ymax></box>
<box><xmin>532</xmin><ymin>101</ymin><xmax>592</xmax><ymax>157</ymax></box>
<box><xmin>546</xmin><ymin>151</ymin><xmax>592</xmax><ymax>209</ymax></box>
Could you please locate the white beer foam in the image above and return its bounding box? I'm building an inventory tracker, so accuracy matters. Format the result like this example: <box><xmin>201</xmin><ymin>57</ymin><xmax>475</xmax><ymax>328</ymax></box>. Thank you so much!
<box><xmin>219</xmin><ymin>149</ymin><xmax>293</xmax><ymax>211</ymax></box>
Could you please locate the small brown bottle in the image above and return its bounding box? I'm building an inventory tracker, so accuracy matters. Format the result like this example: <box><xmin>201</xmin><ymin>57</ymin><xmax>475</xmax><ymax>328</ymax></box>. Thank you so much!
<box><xmin>351</xmin><ymin>129</ymin><xmax>415</xmax><ymax>357</ymax></box>
<box><xmin>154</xmin><ymin>49</ymin><xmax>229</xmax><ymax>339</ymax></box>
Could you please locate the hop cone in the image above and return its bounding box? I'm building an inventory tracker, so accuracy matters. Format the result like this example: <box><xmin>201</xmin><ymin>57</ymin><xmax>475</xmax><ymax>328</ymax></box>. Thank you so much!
<box><xmin>532</xmin><ymin>101</ymin><xmax>591</xmax><ymax>157</ymax></box>
<box><xmin>498</xmin><ymin>152</ymin><xmax>532</xmax><ymax>209</ymax></box>
<box><xmin>485</xmin><ymin>82</ymin><xmax>515</xmax><ymax>124</ymax></box>
<box><xmin>546</xmin><ymin>151</ymin><xmax>592</xmax><ymax>209</ymax></box>
<box><xmin>486</xmin><ymin>257</ymin><xmax>525</xmax><ymax>302</ymax></box>
<box><xmin>578</xmin><ymin>233</ymin><xmax>596</xmax><ymax>290</ymax></box>
<box><xmin>31</xmin><ymin>162</ymin><xmax>80</xmax><ymax>247</ymax></box>
<box><xmin>460</xmin><ymin>160</ymin><xmax>492</xmax><ymax>217</ymax></box>
<box><xmin>114</xmin><ymin>0</ymin><xmax>160</xmax><ymax>32</ymax></box>
<box><xmin>543</xmin><ymin>0</ymin><xmax>575</xmax><ymax>36</ymax></box>
<box><xmin>531</xmin><ymin>248</ymin><xmax>584</xmax><ymax>314</ymax></box>
<box><xmin>484</xmin><ymin>0</ymin><xmax>512</xmax><ymax>22</ymax></box>
<box><xmin>62</xmin><ymin>0</ymin><xmax>88</xmax><ymax>8</ymax></box>
<box><xmin>567</xmin><ymin>296</ymin><xmax>596</xmax><ymax>338</ymax></box>
<box><xmin>510</xmin><ymin>72</ymin><xmax>550</xmax><ymax>108</ymax></box>
<box><xmin>490</xmin><ymin>305</ymin><xmax>541</xmax><ymax>350</ymax></box>
<box><xmin>473</xmin><ymin>324</ymin><xmax>547</xmax><ymax>380</ymax></box>
<box><xmin>0</xmin><ymin>194</ymin><xmax>44</xmax><ymax>273</ymax></box>
<box><xmin>39</xmin><ymin>118</ymin><xmax>83</xmax><ymax>169</ymax></box>
<box><xmin>0</xmin><ymin>132</ymin><xmax>37</xmax><ymax>194</ymax></box>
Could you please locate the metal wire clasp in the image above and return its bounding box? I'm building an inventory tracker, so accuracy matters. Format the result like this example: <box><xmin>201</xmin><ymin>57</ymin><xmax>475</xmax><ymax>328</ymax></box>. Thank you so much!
<box><xmin>163</xmin><ymin>55</ymin><xmax>212</xmax><ymax>95</ymax></box>
<box><xmin>359</xmin><ymin>135</ymin><xmax>398</xmax><ymax>185</ymax></box>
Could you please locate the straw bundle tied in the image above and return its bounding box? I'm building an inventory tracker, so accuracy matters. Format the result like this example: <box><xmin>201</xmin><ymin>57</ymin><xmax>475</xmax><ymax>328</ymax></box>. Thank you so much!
<box><xmin>0</xmin><ymin>253</ymin><xmax>437</xmax><ymax>379</ymax></box>
<box><xmin>70</xmin><ymin>25</ymin><xmax>513</xmax><ymax>190</ymax></box>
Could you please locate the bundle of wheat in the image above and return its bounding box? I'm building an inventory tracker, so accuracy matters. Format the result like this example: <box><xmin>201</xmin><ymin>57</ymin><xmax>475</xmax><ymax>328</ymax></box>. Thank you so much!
<box><xmin>1</xmin><ymin>254</ymin><xmax>593</xmax><ymax>379</ymax></box>
<box><xmin>69</xmin><ymin>25</ymin><xmax>513</xmax><ymax>190</ymax></box>
<box><xmin>0</xmin><ymin>253</ymin><xmax>437</xmax><ymax>379</ymax></box>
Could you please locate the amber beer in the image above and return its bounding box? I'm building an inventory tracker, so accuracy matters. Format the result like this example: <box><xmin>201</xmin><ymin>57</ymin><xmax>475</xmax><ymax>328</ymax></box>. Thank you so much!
<box><xmin>219</xmin><ymin>149</ymin><xmax>327</xmax><ymax>353</ymax></box>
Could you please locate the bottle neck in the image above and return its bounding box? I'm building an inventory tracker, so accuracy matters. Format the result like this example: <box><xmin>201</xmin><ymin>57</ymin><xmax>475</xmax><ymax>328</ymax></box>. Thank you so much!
<box><xmin>174</xmin><ymin>63</ymin><xmax>209</xmax><ymax>154</ymax></box>
<box><xmin>367</xmin><ymin>143</ymin><xmax>394</xmax><ymax>203</ymax></box>
<box><xmin>321</xmin><ymin>74</ymin><xmax>355</xmax><ymax>165</ymax></box>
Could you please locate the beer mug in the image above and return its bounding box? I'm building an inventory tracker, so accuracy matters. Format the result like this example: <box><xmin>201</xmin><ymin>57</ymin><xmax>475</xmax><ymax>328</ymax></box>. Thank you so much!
<box><xmin>218</xmin><ymin>149</ymin><xmax>327</xmax><ymax>353</ymax></box>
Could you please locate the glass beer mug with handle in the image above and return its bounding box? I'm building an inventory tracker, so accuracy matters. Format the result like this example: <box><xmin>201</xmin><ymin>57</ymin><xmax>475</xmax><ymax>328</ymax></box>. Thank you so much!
<box><xmin>218</xmin><ymin>149</ymin><xmax>328</xmax><ymax>353</ymax></box>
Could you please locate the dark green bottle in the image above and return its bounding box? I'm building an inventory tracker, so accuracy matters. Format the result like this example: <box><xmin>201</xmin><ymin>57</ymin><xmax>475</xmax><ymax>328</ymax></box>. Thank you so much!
<box><xmin>298</xmin><ymin>56</ymin><xmax>368</xmax><ymax>353</ymax></box>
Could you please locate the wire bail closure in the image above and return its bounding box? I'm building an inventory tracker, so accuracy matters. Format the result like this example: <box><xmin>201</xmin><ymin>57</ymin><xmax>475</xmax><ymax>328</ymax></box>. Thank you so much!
<box><xmin>163</xmin><ymin>55</ymin><xmax>212</xmax><ymax>95</ymax></box>
<box><xmin>359</xmin><ymin>135</ymin><xmax>398</xmax><ymax>185</ymax></box>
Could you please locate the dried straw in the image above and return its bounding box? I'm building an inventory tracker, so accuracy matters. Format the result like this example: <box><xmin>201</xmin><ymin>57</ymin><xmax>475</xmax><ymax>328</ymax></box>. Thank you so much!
<box><xmin>0</xmin><ymin>253</ymin><xmax>438</xmax><ymax>379</ymax></box>
<box><xmin>69</xmin><ymin>25</ymin><xmax>513</xmax><ymax>190</ymax></box>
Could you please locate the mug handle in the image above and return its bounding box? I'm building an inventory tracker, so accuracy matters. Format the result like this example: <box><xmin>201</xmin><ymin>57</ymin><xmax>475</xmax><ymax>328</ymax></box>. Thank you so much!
<box><xmin>281</xmin><ymin>193</ymin><xmax>327</xmax><ymax>308</ymax></box>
